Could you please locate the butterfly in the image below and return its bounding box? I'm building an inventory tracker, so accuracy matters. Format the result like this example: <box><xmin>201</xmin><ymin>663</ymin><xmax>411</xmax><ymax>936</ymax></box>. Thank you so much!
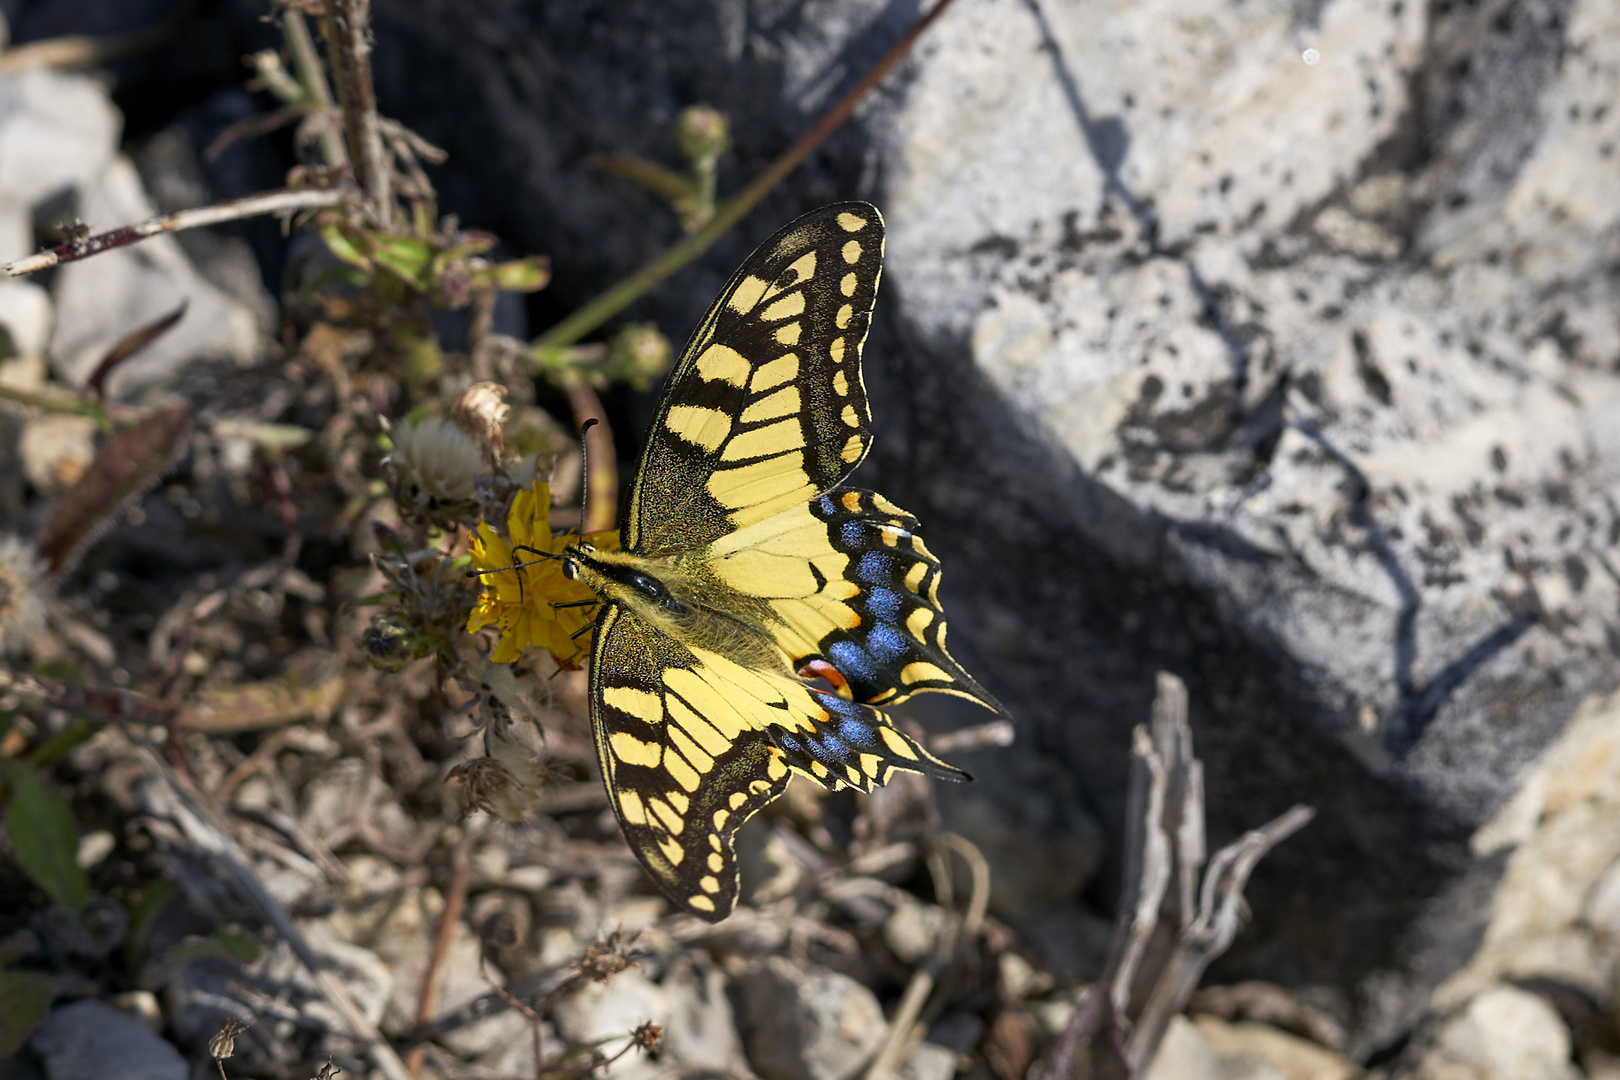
<box><xmin>562</xmin><ymin>202</ymin><xmax>1006</xmax><ymax>920</ymax></box>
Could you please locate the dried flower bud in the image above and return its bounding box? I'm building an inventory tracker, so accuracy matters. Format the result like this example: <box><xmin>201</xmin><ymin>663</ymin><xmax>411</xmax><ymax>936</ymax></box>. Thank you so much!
<box><xmin>577</xmin><ymin>929</ymin><xmax>638</xmax><ymax>983</ymax></box>
<box><xmin>453</xmin><ymin>381</ymin><xmax>510</xmax><ymax>458</ymax></box>
<box><xmin>0</xmin><ymin>535</ymin><xmax>48</xmax><ymax>656</ymax></box>
<box><xmin>448</xmin><ymin>755</ymin><xmax>545</xmax><ymax>823</ymax></box>
<box><xmin>674</xmin><ymin>105</ymin><xmax>730</xmax><ymax>167</ymax></box>
<box><xmin>608</xmin><ymin>323</ymin><xmax>673</xmax><ymax>391</ymax></box>
<box><xmin>208</xmin><ymin>1016</ymin><xmax>250</xmax><ymax>1063</ymax></box>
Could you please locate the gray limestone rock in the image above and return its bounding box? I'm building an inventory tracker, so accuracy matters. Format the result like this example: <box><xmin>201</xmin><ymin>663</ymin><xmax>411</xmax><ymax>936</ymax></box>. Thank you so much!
<box><xmin>733</xmin><ymin>956</ymin><xmax>888</xmax><ymax>1080</ymax></box>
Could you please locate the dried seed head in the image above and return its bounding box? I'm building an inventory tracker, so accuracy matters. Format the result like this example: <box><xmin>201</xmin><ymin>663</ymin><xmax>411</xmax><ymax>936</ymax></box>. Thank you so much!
<box><xmin>209</xmin><ymin>1016</ymin><xmax>250</xmax><ymax>1061</ymax></box>
<box><xmin>448</xmin><ymin>754</ymin><xmax>545</xmax><ymax>823</ymax></box>
<box><xmin>0</xmin><ymin>535</ymin><xmax>48</xmax><ymax>656</ymax></box>
<box><xmin>577</xmin><ymin>929</ymin><xmax>638</xmax><ymax>983</ymax></box>
<box><xmin>387</xmin><ymin>415</ymin><xmax>484</xmax><ymax>508</ymax></box>
<box><xmin>631</xmin><ymin>1021</ymin><xmax>664</xmax><ymax>1057</ymax></box>
<box><xmin>360</xmin><ymin>614</ymin><xmax>419</xmax><ymax>672</ymax></box>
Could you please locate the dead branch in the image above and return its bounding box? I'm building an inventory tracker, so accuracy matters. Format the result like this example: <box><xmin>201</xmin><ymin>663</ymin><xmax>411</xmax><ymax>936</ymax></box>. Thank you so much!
<box><xmin>1043</xmin><ymin>672</ymin><xmax>1315</xmax><ymax>1080</ymax></box>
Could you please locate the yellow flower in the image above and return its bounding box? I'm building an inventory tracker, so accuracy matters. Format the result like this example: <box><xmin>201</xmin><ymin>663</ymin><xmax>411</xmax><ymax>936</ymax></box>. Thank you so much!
<box><xmin>466</xmin><ymin>481</ymin><xmax>617</xmax><ymax>665</ymax></box>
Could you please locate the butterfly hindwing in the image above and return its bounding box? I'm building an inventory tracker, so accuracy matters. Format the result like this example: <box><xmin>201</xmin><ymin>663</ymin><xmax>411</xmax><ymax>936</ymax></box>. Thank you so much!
<box><xmin>708</xmin><ymin>487</ymin><xmax>1007</xmax><ymax>714</ymax></box>
<box><xmin>625</xmin><ymin>203</ymin><xmax>884</xmax><ymax>556</ymax></box>
<box><xmin>590</xmin><ymin>598</ymin><xmax>965</xmax><ymax>921</ymax></box>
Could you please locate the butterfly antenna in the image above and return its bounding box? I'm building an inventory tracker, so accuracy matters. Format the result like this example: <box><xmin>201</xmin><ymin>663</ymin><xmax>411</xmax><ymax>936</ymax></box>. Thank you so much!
<box><xmin>577</xmin><ymin>417</ymin><xmax>598</xmax><ymax>539</ymax></box>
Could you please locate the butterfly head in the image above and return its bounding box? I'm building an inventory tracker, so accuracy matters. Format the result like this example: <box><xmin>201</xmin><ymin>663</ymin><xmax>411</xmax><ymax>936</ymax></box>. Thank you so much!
<box><xmin>562</xmin><ymin>544</ymin><xmax>690</xmax><ymax>620</ymax></box>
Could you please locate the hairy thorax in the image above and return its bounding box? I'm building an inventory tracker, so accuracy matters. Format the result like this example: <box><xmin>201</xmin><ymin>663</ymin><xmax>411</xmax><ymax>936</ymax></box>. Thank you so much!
<box><xmin>563</xmin><ymin>544</ymin><xmax>787</xmax><ymax>674</ymax></box>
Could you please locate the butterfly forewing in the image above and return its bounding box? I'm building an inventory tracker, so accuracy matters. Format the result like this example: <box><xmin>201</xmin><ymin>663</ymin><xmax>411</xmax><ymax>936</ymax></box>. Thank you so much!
<box><xmin>625</xmin><ymin>204</ymin><xmax>884</xmax><ymax>556</ymax></box>
<box><xmin>589</xmin><ymin>605</ymin><xmax>791</xmax><ymax>920</ymax></box>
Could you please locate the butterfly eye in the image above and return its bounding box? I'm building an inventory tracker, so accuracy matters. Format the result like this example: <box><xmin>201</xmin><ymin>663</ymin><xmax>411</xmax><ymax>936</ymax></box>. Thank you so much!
<box><xmin>562</xmin><ymin>560</ymin><xmax>579</xmax><ymax>580</ymax></box>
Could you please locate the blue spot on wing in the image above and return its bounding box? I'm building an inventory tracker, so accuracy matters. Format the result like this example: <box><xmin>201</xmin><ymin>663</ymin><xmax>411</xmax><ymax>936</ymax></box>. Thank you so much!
<box><xmin>818</xmin><ymin>732</ymin><xmax>852</xmax><ymax>759</ymax></box>
<box><xmin>867</xmin><ymin>624</ymin><xmax>909</xmax><ymax>664</ymax></box>
<box><xmin>867</xmin><ymin>587</ymin><xmax>903</xmax><ymax>621</ymax></box>
<box><xmin>840</xmin><ymin>521</ymin><xmax>867</xmax><ymax>549</ymax></box>
<box><xmin>838</xmin><ymin>716</ymin><xmax>879</xmax><ymax>747</ymax></box>
<box><xmin>856</xmin><ymin>551</ymin><xmax>892</xmax><ymax>585</ymax></box>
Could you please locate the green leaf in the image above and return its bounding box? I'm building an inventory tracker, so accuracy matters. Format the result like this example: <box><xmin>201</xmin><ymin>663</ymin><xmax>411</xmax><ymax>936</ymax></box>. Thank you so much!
<box><xmin>28</xmin><ymin>716</ymin><xmax>94</xmax><ymax>768</ymax></box>
<box><xmin>0</xmin><ymin>970</ymin><xmax>60</xmax><ymax>1055</ymax></box>
<box><xmin>0</xmin><ymin>760</ymin><xmax>88</xmax><ymax>910</ymax></box>
<box><xmin>370</xmin><ymin>235</ymin><xmax>435</xmax><ymax>285</ymax></box>
<box><xmin>319</xmin><ymin>223</ymin><xmax>372</xmax><ymax>270</ymax></box>
<box><xmin>471</xmin><ymin>255</ymin><xmax>552</xmax><ymax>293</ymax></box>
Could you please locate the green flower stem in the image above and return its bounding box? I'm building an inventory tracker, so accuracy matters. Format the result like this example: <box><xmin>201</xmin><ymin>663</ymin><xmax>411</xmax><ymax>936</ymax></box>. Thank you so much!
<box><xmin>281</xmin><ymin>9</ymin><xmax>347</xmax><ymax>169</ymax></box>
<box><xmin>530</xmin><ymin>0</ymin><xmax>961</xmax><ymax>352</ymax></box>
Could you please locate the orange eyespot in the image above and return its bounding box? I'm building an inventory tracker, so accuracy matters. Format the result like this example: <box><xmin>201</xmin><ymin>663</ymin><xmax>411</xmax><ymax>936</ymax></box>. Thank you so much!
<box><xmin>797</xmin><ymin>658</ymin><xmax>851</xmax><ymax>698</ymax></box>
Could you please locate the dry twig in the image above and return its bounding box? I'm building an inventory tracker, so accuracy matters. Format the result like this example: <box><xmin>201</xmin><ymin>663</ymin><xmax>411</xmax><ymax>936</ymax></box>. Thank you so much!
<box><xmin>1042</xmin><ymin>673</ymin><xmax>1314</xmax><ymax>1080</ymax></box>
<box><xmin>3</xmin><ymin>187</ymin><xmax>356</xmax><ymax>276</ymax></box>
<box><xmin>321</xmin><ymin>0</ymin><xmax>392</xmax><ymax>228</ymax></box>
<box><xmin>404</xmin><ymin>826</ymin><xmax>477</xmax><ymax>1077</ymax></box>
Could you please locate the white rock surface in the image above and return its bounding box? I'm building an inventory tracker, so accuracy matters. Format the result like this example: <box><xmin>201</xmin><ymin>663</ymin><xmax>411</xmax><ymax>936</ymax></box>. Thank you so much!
<box><xmin>1435</xmin><ymin>687</ymin><xmax>1620</xmax><ymax>1007</ymax></box>
<box><xmin>1193</xmin><ymin>1015</ymin><xmax>1359</xmax><ymax>1080</ymax></box>
<box><xmin>0</xmin><ymin>70</ymin><xmax>120</xmax><ymax>208</ymax></box>
<box><xmin>30</xmin><ymin>998</ymin><xmax>187</xmax><ymax>1080</ymax></box>
<box><xmin>1142</xmin><ymin>1015</ymin><xmax>1224</xmax><ymax>1080</ymax></box>
<box><xmin>552</xmin><ymin>956</ymin><xmax>752</xmax><ymax>1080</ymax></box>
<box><xmin>1426</xmin><ymin>986</ymin><xmax>1576</xmax><ymax>1080</ymax></box>
<box><xmin>0</xmin><ymin>279</ymin><xmax>52</xmax><ymax>359</ymax></box>
<box><xmin>19</xmin><ymin>413</ymin><xmax>96</xmax><ymax>493</ymax></box>
<box><xmin>896</xmin><ymin>1041</ymin><xmax>958</xmax><ymax>1080</ymax></box>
